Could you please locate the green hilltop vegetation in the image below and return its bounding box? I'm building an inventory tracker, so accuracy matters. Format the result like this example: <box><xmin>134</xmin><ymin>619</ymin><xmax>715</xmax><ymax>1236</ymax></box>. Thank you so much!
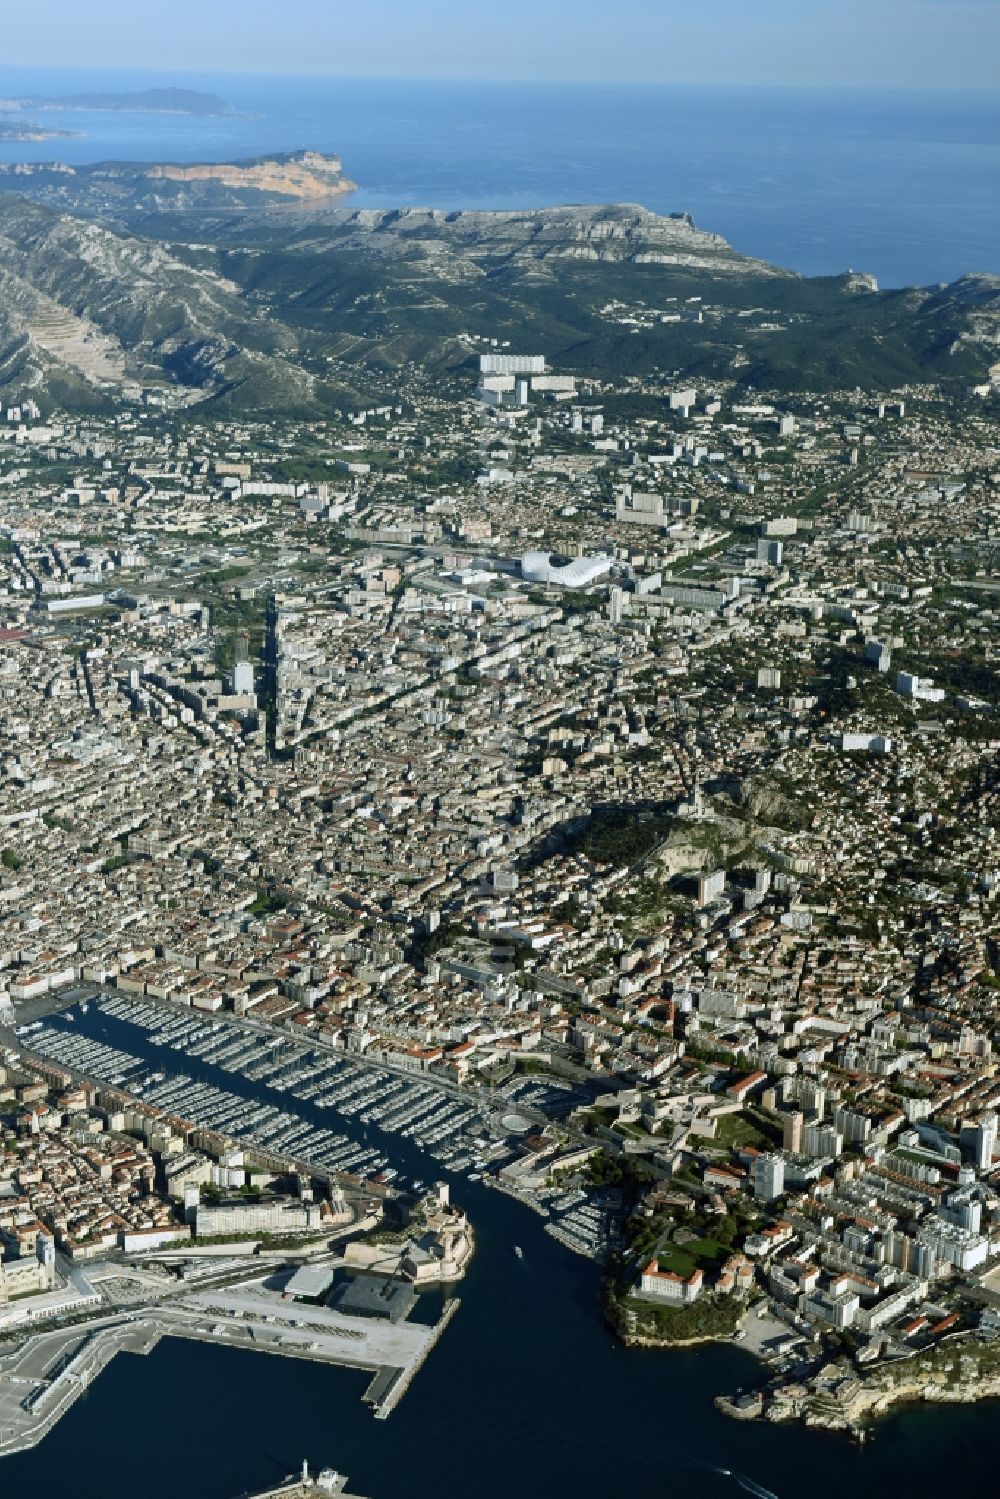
<box><xmin>221</xmin><ymin>246</ymin><xmax>984</xmax><ymax>392</ymax></box>
<box><xmin>0</xmin><ymin>184</ymin><xmax>995</xmax><ymax>415</ymax></box>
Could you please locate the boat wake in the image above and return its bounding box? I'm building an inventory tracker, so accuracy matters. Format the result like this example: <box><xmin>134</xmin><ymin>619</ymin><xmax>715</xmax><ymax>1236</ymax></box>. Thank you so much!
<box><xmin>697</xmin><ymin>1462</ymin><xmax>779</xmax><ymax>1499</ymax></box>
<box><xmin>735</xmin><ymin>1477</ymin><xmax>779</xmax><ymax>1499</ymax></box>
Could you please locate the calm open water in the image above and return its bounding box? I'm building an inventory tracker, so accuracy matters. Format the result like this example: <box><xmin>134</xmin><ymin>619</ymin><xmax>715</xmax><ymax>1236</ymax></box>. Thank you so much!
<box><xmin>0</xmin><ymin>69</ymin><xmax>997</xmax><ymax>287</ymax></box>
<box><xmin>3</xmin><ymin>1006</ymin><xmax>1000</xmax><ymax>1499</ymax></box>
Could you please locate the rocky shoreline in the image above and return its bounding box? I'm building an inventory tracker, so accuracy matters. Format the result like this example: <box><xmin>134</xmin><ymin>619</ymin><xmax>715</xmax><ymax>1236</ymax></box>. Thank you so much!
<box><xmin>603</xmin><ymin>1282</ymin><xmax>743</xmax><ymax>1351</ymax></box>
<box><xmin>716</xmin><ymin>1336</ymin><xmax>1000</xmax><ymax>1436</ymax></box>
<box><xmin>622</xmin><ymin>1329</ymin><xmax>736</xmax><ymax>1351</ymax></box>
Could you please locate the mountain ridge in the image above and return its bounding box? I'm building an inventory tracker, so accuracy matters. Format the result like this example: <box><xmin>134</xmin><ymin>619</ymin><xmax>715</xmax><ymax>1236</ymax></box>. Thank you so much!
<box><xmin>0</xmin><ymin>182</ymin><xmax>995</xmax><ymax>415</ymax></box>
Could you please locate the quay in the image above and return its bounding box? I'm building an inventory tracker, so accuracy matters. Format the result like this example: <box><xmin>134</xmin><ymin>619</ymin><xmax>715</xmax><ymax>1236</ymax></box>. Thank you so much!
<box><xmin>0</xmin><ymin>1281</ymin><xmax>457</xmax><ymax>1457</ymax></box>
<box><xmin>371</xmin><ymin>1294</ymin><xmax>461</xmax><ymax>1419</ymax></box>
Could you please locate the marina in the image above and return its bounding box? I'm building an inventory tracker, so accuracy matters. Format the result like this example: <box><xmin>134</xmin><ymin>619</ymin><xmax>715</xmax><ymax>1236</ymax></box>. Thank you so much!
<box><xmin>0</xmin><ymin>996</ymin><xmax>991</xmax><ymax>1499</ymax></box>
<box><xmin>20</xmin><ymin>996</ymin><xmax>494</xmax><ymax>1184</ymax></box>
<box><xmin>16</xmin><ymin>995</ymin><xmax>609</xmax><ymax>1258</ymax></box>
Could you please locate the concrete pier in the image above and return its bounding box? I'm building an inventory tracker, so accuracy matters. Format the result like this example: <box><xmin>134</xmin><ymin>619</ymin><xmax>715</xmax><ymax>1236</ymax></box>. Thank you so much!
<box><xmin>0</xmin><ymin>1284</ymin><xmax>460</xmax><ymax>1459</ymax></box>
<box><xmin>374</xmin><ymin>1295</ymin><xmax>461</xmax><ymax>1419</ymax></box>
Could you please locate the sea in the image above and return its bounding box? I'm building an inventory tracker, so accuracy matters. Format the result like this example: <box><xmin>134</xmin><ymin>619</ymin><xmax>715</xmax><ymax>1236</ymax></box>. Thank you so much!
<box><xmin>3</xmin><ymin>1004</ymin><xmax>1000</xmax><ymax>1499</ymax></box>
<box><xmin>0</xmin><ymin>68</ymin><xmax>997</xmax><ymax>287</ymax></box>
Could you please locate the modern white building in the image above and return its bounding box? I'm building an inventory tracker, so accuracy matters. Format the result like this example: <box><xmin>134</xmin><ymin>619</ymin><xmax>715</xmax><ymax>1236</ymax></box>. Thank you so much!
<box><xmin>752</xmin><ymin>1153</ymin><xmax>785</xmax><ymax>1202</ymax></box>
<box><xmin>668</xmin><ymin>387</ymin><xmax>696</xmax><ymax>415</ymax></box>
<box><xmin>519</xmin><ymin>551</ymin><xmax>613</xmax><ymax>588</ymax></box>
<box><xmin>697</xmin><ymin>869</ymin><xmax>726</xmax><ymax>906</ymax></box>
<box><xmin>195</xmin><ymin>1198</ymin><xmax>324</xmax><ymax>1237</ymax></box>
<box><xmin>479</xmin><ymin>354</ymin><xmax>546</xmax><ymax>375</ymax></box>
<box><xmin>804</xmin><ymin>1121</ymin><xmax>843</xmax><ymax>1159</ymax></box>
<box><xmin>916</xmin><ymin>1220</ymin><xmax>990</xmax><ymax>1272</ymax></box>
<box><xmin>840</xmin><ymin>733</ymin><xmax>892</xmax><ymax>754</ymax></box>
<box><xmin>233</xmin><ymin>660</ymin><xmax>255</xmax><ymax>697</ymax></box>
<box><xmin>804</xmin><ymin>1289</ymin><xmax>860</xmax><ymax>1330</ymax></box>
<box><xmin>865</xmin><ymin>639</ymin><xmax>891</xmax><ymax>672</ymax></box>
<box><xmin>975</xmin><ymin>1115</ymin><xmax>998</xmax><ymax>1171</ymax></box>
<box><xmin>896</xmin><ymin>671</ymin><xmax>945</xmax><ymax>703</ymax></box>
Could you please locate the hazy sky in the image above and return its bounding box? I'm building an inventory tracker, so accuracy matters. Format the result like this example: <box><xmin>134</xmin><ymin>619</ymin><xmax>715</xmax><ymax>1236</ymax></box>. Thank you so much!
<box><xmin>5</xmin><ymin>0</ymin><xmax>999</xmax><ymax>88</ymax></box>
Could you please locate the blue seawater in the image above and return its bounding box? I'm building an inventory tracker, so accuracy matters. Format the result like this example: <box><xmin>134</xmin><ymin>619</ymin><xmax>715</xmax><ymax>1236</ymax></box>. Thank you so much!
<box><xmin>0</xmin><ymin>69</ymin><xmax>996</xmax><ymax>286</ymax></box>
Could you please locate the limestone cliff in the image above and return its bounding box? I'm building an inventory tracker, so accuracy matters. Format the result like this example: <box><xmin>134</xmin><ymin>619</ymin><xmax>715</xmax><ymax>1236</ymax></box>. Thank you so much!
<box><xmin>317</xmin><ymin>203</ymin><xmax>783</xmax><ymax>278</ymax></box>
<box><xmin>0</xmin><ymin>151</ymin><xmax>357</xmax><ymax>220</ymax></box>
<box><xmin>141</xmin><ymin>152</ymin><xmax>356</xmax><ymax>201</ymax></box>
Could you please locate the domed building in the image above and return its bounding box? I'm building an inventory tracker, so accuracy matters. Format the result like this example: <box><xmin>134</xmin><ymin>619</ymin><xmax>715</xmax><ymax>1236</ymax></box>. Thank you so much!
<box><xmin>519</xmin><ymin>550</ymin><xmax>613</xmax><ymax>587</ymax></box>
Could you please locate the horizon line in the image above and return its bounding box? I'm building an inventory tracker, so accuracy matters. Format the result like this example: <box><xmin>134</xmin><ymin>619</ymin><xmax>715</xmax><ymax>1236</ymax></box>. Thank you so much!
<box><xmin>0</xmin><ymin>65</ymin><xmax>998</xmax><ymax>94</ymax></box>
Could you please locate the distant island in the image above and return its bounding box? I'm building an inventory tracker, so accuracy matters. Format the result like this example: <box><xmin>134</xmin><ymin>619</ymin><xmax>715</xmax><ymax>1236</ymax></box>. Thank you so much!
<box><xmin>0</xmin><ymin>118</ymin><xmax>79</xmax><ymax>142</ymax></box>
<box><xmin>0</xmin><ymin>87</ymin><xmax>233</xmax><ymax>117</ymax></box>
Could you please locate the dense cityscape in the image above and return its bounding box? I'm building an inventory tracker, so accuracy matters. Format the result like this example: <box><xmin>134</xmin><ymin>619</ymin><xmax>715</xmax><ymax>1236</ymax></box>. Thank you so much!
<box><xmin>0</xmin><ymin>0</ymin><xmax>998</xmax><ymax>1484</ymax></box>
<box><xmin>0</xmin><ymin>333</ymin><xmax>997</xmax><ymax>1472</ymax></box>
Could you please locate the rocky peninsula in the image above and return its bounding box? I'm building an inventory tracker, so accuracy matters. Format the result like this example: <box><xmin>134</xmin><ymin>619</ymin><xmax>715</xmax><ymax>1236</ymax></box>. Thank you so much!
<box><xmin>718</xmin><ymin>1334</ymin><xmax>1000</xmax><ymax>1437</ymax></box>
<box><xmin>0</xmin><ymin>150</ymin><xmax>357</xmax><ymax>223</ymax></box>
<box><xmin>140</xmin><ymin>151</ymin><xmax>356</xmax><ymax>200</ymax></box>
